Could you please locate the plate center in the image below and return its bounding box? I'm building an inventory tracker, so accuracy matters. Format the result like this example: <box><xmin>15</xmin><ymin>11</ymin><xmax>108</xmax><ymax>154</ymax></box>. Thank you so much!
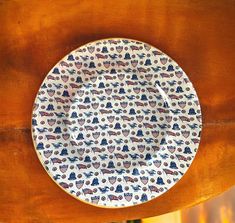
<box><xmin>66</xmin><ymin>69</ymin><xmax>171</xmax><ymax>173</ymax></box>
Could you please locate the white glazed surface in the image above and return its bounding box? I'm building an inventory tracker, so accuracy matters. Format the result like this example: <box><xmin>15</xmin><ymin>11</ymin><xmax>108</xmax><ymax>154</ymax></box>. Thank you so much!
<box><xmin>32</xmin><ymin>38</ymin><xmax>202</xmax><ymax>207</ymax></box>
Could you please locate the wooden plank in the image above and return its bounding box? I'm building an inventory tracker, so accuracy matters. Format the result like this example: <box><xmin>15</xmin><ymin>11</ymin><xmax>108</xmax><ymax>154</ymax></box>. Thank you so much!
<box><xmin>0</xmin><ymin>0</ymin><xmax>235</xmax><ymax>128</ymax></box>
<box><xmin>0</xmin><ymin>124</ymin><xmax>234</xmax><ymax>222</ymax></box>
<box><xmin>0</xmin><ymin>0</ymin><xmax>235</xmax><ymax>222</ymax></box>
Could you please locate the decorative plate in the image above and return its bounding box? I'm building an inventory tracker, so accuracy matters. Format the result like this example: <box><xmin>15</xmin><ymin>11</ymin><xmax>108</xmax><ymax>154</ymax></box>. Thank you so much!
<box><xmin>32</xmin><ymin>38</ymin><xmax>202</xmax><ymax>208</ymax></box>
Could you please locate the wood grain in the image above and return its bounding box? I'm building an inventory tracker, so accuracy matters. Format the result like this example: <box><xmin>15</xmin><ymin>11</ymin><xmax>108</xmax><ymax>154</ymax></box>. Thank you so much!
<box><xmin>0</xmin><ymin>0</ymin><xmax>235</xmax><ymax>222</ymax></box>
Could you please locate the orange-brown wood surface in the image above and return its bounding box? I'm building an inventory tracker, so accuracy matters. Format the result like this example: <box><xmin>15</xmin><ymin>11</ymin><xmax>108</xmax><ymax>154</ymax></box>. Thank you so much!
<box><xmin>0</xmin><ymin>0</ymin><xmax>235</xmax><ymax>222</ymax></box>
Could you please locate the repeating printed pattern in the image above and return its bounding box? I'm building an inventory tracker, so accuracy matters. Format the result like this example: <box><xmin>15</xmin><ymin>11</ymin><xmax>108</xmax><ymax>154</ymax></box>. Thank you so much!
<box><xmin>32</xmin><ymin>38</ymin><xmax>202</xmax><ymax>207</ymax></box>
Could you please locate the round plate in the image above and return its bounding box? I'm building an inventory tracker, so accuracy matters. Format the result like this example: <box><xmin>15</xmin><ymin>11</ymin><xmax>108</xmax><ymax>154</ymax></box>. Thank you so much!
<box><xmin>32</xmin><ymin>38</ymin><xmax>202</xmax><ymax>208</ymax></box>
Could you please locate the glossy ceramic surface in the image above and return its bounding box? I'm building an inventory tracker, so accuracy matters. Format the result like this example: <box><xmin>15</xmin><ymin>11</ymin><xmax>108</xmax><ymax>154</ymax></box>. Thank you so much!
<box><xmin>32</xmin><ymin>38</ymin><xmax>202</xmax><ymax>207</ymax></box>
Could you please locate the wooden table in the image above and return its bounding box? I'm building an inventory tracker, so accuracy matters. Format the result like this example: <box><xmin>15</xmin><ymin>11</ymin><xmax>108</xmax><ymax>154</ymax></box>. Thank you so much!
<box><xmin>1</xmin><ymin>1</ymin><xmax>235</xmax><ymax>222</ymax></box>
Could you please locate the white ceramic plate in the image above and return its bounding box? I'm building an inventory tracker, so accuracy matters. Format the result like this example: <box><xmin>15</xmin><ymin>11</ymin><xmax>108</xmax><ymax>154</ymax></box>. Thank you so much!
<box><xmin>32</xmin><ymin>38</ymin><xmax>202</xmax><ymax>208</ymax></box>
